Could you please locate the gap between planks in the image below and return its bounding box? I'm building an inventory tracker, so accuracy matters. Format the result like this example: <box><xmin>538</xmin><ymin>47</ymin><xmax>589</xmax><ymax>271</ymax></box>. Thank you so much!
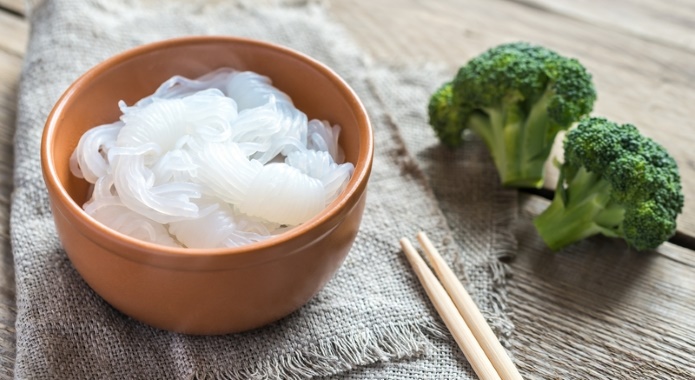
<box><xmin>520</xmin><ymin>187</ymin><xmax>695</xmax><ymax>254</ymax></box>
<box><xmin>329</xmin><ymin>0</ymin><xmax>695</xmax><ymax>243</ymax></box>
<box><xmin>505</xmin><ymin>0</ymin><xmax>695</xmax><ymax>54</ymax></box>
<box><xmin>510</xmin><ymin>194</ymin><xmax>695</xmax><ymax>379</ymax></box>
<box><xmin>0</xmin><ymin>8</ymin><xmax>28</xmax><ymax>58</ymax></box>
<box><xmin>0</xmin><ymin>0</ymin><xmax>24</xmax><ymax>18</ymax></box>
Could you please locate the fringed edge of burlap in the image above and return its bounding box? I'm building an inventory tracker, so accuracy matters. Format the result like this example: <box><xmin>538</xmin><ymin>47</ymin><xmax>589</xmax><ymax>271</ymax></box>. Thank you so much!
<box><xmin>447</xmin><ymin>186</ymin><xmax>517</xmax><ymax>352</ymax></box>
<box><xmin>363</xmin><ymin>62</ymin><xmax>519</xmax><ymax>353</ymax></box>
<box><xmin>193</xmin><ymin>321</ymin><xmax>447</xmax><ymax>380</ymax></box>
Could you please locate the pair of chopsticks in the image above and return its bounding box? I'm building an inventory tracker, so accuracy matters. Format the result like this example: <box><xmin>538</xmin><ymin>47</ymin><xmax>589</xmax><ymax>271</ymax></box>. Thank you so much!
<box><xmin>400</xmin><ymin>232</ymin><xmax>523</xmax><ymax>380</ymax></box>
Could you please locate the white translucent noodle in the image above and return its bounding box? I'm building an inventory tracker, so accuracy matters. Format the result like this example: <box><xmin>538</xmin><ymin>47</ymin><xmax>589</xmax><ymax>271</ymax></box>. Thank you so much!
<box><xmin>70</xmin><ymin>122</ymin><xmax>122</xmax><ymax>183</ymax></box>
<box><xmin>190</xmin><ymin>140</ymin><xmax>262</xmax><ymax>205</ymax></box>
<box><xmin>238</xmin><ymin>163</ymin><xmax>326</xmax><ymax>226</ymax></box>
<box><xmin>70</xmin><ymin>68</ymin><xmax>354</xmax><ymax>249</ymax></box>
<box><xmin>226</xmin><ymin>98</ymin><xmax>307</xmax><ymax>164</ymax></box>
<box><xmin>307</xmin><ymin>119</ymin><xmax>345</xmax><ymax>163</ymax></box>
<box><xmin>150</xmin><ymin>148</ymin><xmax>197</xmax><ymax>185</ymax></box>
<box><xmin>226</xmin><ymin>71</ymin><xmax>293</xmax><ymax>110</ymax></box>
<box><xmin>91</xmin><ymin>203</ymin><xmax>179</xmax><ymax>247</ymax></box>
<box><xmin>117</xmin><ymin>89</ymin><xmax>237</xmax><ymax>149</ymax></box>
<box><xmin>168</xmin><ymin>202</ymin><xmax>275</xmax><ymax>248</ymax></box>
<box><xmin>110</xmin><ymin>153</ymin><xmax>205</xmax><ymax>223</ymax></box>
<box><xmin>137</xmin><ymin>68</ymin><xmax>237</xmax><ymax>105</ymax></box>
<box><xmin>84</xmin><ymin>176</ymin><xmax>178</xmax><ymax>247</ymax></box>
<box><xmin>286</xmin><ymin>150</ymin><xmax>354</xmax><ymax>204</ymax></box>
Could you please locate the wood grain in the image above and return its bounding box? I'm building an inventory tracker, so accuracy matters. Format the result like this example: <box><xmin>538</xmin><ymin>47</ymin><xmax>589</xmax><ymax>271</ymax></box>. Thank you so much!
<box><xmin>329</xmin><ymin>0</ymin><xmax>695</xmax><ymax>239</ymax></box>
<box><xmin>330</xmin><ymin>2</ymin><xmax>695</xmax><ymax>377</ymax></box>
<box><xmin>0</xmin><ymin>46</ymin><xmax>20</xmax><ymax>380</ymax></box>
<box><xmin>0</xmin><ymin>11</ymin><xmax>28</xmax><ymax>56</ymax></box>
<box><xmin>0</xmin><ymin>0</ymin><xmax>23</xmax><ymax>15</ymax></box>
<box><xmin>511</xmin><ymin>194</ymin><xmax>695</xmax><ymax>379</ymax></box>
<box><xmin>511</xmin><ymin>0</ymin><xmax>695</xmax><ymax>52</ymax></box>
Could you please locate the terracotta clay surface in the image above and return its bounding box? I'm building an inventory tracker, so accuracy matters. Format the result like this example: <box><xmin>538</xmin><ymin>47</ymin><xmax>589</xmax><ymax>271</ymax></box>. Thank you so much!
<box><xmin>41</xmin><ymin>36</ymin><xmax>373</xmax><ymax>334</ymax></box>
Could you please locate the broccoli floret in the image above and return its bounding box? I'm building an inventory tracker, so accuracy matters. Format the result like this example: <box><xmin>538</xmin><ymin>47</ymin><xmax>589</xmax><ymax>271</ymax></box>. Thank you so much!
<box><xmin>533</xmin><ymin>117</ymin><xmax>684</xmax><ymax>251</ymax></box>
<box><xmin>428</xmin><ymin>42</ymin><xmax>596</xmax><ymax>188</ymax></box>
<box><xmin>428</xmin><ymin>82</ymin><xmax>465</xmax><ymax>146</ymax></box>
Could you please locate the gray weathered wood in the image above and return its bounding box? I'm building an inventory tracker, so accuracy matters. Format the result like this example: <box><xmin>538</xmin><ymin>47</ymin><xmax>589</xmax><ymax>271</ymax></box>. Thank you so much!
<box><xmin>0</xmin><ymin>11</ymin><xmax>28</xmax><ymax>57</ymax></box>
<box><xmin>0</xmin><ymin>0</ymin><xmax>23</xmax><ymax>15</ymax></box>
<box><xmin>329</xmin><ymin>0</ymin><xmax>695</xmax><ymax>239</ymax></box>
<box><xmin>511</xmin><ymin>0</ymin><xmax>695</xmax><ymax>53</ymax></box>
<box><xmin>511</xmin><ymin>194</ymin><xmax>695</xmax><ymax>379</ymax></box>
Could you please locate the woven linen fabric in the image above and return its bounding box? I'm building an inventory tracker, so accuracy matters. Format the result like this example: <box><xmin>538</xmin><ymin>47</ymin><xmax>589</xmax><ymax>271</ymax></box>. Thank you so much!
<box><xmin>11</xmin><ymin>0</ymin><xmax>517</xmax><ymax>378</ymax></box>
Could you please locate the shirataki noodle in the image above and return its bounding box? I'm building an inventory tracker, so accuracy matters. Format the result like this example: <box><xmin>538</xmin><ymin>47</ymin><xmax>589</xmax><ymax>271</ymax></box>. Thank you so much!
<box><xmin>70</xmin><ymin>68</ymin><xmax>354</xmax><ymax>249</ymax></box>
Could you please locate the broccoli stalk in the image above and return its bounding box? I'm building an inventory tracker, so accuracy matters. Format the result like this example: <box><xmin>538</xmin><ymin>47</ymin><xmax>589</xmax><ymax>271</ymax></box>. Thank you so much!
<box><xmin>534</xmin><ymin>167</ymin><xmax>624</xmax><ymax>250</ymax></box>
<box><xmin>428</xmin><ymin>42</ymin><xmax>596</xmax><ymax>188</ymax></box>
<box><xmin>533</xmin><ymin>117</ymin><xmax>684</xmax><ymax>251</ymax></box>
<box><xmin>468</xmin><ymin>90</ymin><xmax>556</xmax><ymax>187</ymax></box>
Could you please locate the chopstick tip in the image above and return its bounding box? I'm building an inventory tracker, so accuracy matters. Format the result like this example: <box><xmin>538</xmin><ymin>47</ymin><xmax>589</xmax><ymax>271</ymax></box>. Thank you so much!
<box><xmin>417</xmin><ymin>231</ymin><xmax>433</xmax><ymax>246</ymax></box>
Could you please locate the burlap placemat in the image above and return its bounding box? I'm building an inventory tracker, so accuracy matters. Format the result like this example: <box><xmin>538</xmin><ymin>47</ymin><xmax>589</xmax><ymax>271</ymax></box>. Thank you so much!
<box><xmin>11</xmin><ymin>1</ymin><xmax>517</xmax><ymax>378</ymax></box>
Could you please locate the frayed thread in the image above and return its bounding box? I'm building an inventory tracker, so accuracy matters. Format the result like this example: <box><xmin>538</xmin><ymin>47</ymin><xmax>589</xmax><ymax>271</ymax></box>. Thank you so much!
<box><xmin>364</xmin><ymin>62</ymin><xmax>520</xmax><ymax>354</ymax></box>
<box><xmin>193</xmin><ymin>321</ymin><xmax>446</xmax><ymax>380</ymax></box>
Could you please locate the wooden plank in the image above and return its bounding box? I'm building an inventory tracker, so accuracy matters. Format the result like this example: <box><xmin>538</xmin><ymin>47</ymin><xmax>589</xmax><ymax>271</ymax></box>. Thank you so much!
<box><xmin>511</xmin><ymin>0</ymin><xmax>695</xmax><ymax>53</ymax></box>
<box><xmin>0</xmin><ymin>0</ymin><xmax>24</xmax><ymax>16</ymax></box>
<box><xmin>329</xmin><ymin>0</ymin><xmax>695</xmax><ymax>241</ymax></box>
<box><xmin>510</xmin><ymin>194</ymin><xmax>695</xmax><ymax>379</ymax></box>
<box><xmin>0</xmin><ymin>11</ymin><xmax>28</xmax><ymax>57</ymax></box>
<box><xmin>0</xmin><ymin>48</ymin><xmax>20</xmax><ymax>378</ymax></box>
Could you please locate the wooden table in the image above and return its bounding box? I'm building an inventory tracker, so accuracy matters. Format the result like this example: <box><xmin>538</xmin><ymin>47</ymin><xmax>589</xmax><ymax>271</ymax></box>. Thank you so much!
<box><xmin>1</xmin><ymin>0</ymin><xmax>693</xmax><ymax>378</ymax></box>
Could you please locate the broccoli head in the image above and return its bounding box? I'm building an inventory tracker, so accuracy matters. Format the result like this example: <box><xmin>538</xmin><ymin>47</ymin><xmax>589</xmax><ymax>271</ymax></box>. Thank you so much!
<box><xmin>533</xmin><ymin>117</ymin><xmax>684</xmax><ymax>251</ymax></box>
<box><xmin>428</xmin><ymin>42</ymin><xmax>596</xmax><ymax>188</ymax></box>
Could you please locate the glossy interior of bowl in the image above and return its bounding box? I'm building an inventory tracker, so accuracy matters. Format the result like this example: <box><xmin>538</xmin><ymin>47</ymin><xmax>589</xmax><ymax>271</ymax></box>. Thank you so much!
<box><xmin>42</xmin><ymin>36</ymin><xmax>373</xmax><ymax>268</ymax></box>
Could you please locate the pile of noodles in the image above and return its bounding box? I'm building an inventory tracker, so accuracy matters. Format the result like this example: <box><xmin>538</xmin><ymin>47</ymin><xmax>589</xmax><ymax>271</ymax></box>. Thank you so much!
<box><xmin>70</xmin><ymin>69</ymin><xmax>354</xmax><ymax>249</ymax></box>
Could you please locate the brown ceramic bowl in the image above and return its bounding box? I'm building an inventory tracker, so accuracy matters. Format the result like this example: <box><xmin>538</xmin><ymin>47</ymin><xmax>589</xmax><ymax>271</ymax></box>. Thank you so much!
<box><xmin>41</xmin><ymin>36</ymin><xmax>373</xmax><ymax>335</ymax></box>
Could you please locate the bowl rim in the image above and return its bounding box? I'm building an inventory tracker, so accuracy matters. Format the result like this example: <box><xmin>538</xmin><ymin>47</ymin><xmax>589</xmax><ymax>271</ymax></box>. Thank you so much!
<box><xmin>41</xmin><ymin>35</ymin><xmax>373</xmax><ymax>265</ymax></box>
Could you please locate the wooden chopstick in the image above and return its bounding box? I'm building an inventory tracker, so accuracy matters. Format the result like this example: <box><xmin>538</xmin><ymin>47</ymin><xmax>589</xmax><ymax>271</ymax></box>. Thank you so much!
<box><xmin>400</xmin><ymin>238</ymin><xmax>502</xmax><ymax>380</ymax></box>
<box><xmin>416</xmin><ymin>232</ymin><xmax>523</xmax><ymax>380</ymax></box>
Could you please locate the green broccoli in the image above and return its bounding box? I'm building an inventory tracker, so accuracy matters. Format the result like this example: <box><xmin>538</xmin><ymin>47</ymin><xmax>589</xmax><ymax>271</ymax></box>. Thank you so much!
<box><xmin>533</xmin><ymin>117</ymin><xmax>684</xmax><ymax>251</ymax></box>
<box><xmin>428</xmin><ymin>42</ymin><xmax>596</xmax><ymax>188</ymax></box>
